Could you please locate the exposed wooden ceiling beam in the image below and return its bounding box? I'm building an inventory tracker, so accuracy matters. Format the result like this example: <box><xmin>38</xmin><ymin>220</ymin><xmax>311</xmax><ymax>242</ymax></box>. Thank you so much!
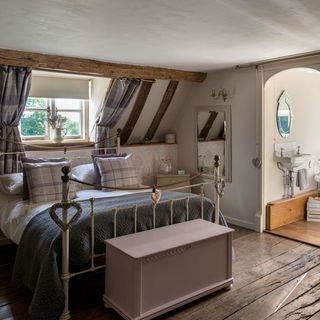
<box><xmin>0</xmin><ymin>48</ymin><xmax>206</xmax><ymax>83</ymax></box>
<box><xmin>144</xmin><ymin>80</ymin><xmax>179</xmax><ymax>142</ymax></box>
<box><xmin>120</xmin><ymin>81</ymin><xmax>154</xmax><ymax>145</ymax></box>
<box><xmin>198</xmin><ymin>111</ymin><xmax>218</xmax><ymax>140</ymax></box>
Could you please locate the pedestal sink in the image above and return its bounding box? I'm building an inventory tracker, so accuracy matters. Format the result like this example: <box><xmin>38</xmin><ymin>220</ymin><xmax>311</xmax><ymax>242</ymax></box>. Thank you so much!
<box><xmin>273</xmin><ymin>153</ymin><xmax>311</xmax><ymax>170</ymax></box>
<box><xmin>274</xmin><ymin>151</ymin><xmax>311</xmax><ymax>198</ymax></box>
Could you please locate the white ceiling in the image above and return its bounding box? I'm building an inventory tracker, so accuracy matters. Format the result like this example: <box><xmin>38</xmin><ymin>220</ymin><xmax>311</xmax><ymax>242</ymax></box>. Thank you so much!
<box><xmin>1</xmin><ymin>0</ymin><xmax>320</xmax><ymax>72</ymax></box>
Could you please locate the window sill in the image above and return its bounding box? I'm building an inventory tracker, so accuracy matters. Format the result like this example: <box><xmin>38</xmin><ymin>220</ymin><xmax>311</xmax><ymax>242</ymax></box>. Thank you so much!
<box><xmin>23</xmin><ymin>139</ymin><xmax>94</xmax><ymax>151</ymax></box>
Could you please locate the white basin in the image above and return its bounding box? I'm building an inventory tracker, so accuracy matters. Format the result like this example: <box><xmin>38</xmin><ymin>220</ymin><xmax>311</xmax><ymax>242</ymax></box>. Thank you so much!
<box><xmin>274</xmin><ymin>153</ymin><xmax>311</xmax><ymax>170</ymax></box>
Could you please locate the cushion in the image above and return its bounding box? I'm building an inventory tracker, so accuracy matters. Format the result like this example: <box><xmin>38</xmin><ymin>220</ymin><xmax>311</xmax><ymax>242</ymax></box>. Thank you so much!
<box><xmin>23</xmin><ymin>161</ymin><xmax>76</xmax><ymax>203</ymax></box>
<box><xmin>96</xmin><ymin>157</ymin><xmax>139</xmax><ymax>190</ymax></box>
<box><xmin>0</xmin><ymin>173</ymin><xmax>23</xmax><ymax>195</ymax></box>
<box><xmin>71</xmin><ymin>163</ymin><xmax>96</xmax><ymax>190</ymax></box>
<box><xmin>91</xmin><ymin>153</ymin><xmax>128</xmax><ymax>184</ymax></box>
<box><xmin>22</xmin><ymin>157</ymin><xmax>66</xmax><ymax>200</ymax></box>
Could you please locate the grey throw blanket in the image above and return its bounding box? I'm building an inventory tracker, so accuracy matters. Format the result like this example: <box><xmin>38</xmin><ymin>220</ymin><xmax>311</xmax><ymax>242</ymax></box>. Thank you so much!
<box><xmin>13</xmin><ymin>192</ymin><xmax>224</xmax><ymax>320</ymax></box>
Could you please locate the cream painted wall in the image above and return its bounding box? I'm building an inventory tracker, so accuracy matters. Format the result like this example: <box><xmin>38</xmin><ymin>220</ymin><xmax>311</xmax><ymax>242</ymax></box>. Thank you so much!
<box><xmin>176</xmin><ymin>68</ymin><xmax>259</xmax><ymax>230</ymax></box>
<box><xmin>264</xmin><ymin>68</ymin><xmax>320</xmax><ymax>203</ymax></box>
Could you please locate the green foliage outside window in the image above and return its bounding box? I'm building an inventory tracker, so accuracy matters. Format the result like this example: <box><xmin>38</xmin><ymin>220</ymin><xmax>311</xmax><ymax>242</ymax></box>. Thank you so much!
<box><xmin>21</xmin><ymin>97</ymin><xmax>47</xmax><ymax>136</ymax></box>
<box><xmin>21</xmin><ymin>97</ymin><xmax>81</xmax><ymax>138</ymax></box>
<box><xmin>26</xmin><ymin>97</ymin><xmax>47</xmax><ymax>109</ymax></box>
<box><xmin>21</xmin><ymin>111</ymin><xmax>47</xmax><ymax>136</ymax></box>
<box><xmin>65</xmin><ymin>119</ymin><xmax>80</xmax><ymax>136</ymax></box>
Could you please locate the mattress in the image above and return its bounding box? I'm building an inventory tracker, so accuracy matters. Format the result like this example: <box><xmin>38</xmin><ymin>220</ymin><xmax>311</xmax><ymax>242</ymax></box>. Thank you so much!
<box><xmin>0</xmin><ymin>188</ymin><xmax>151</xmax><ymax>244</ymax></box>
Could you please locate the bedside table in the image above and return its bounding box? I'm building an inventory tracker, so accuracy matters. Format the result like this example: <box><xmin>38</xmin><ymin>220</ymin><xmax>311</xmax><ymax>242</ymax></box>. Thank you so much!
<box><xmin>156</xmin><ymin>173</ymin><xmax>191</xmax><ymax>193</ymax></box>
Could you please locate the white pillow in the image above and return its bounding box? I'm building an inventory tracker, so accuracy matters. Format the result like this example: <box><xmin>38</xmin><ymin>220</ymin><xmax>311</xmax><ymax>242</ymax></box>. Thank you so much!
<box><xmin>0</xmin><ymin>173</ymin><xmax>23</xmax><ymax>195</ymax></box>
<box><xmin>71</xmin><ymin>163</ymin><xmax>96</xmax><ymax>190</ymax></box>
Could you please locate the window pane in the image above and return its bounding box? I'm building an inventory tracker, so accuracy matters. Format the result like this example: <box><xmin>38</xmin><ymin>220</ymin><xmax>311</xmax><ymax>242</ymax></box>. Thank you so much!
<box><xmin>26</xmin><ymin>97</ymin><xmax>48</xmax><ymax>109</ymax></box>
<box><xmin>55</xmin><ymin>99</ymin><xmax>81</xmax><ymax>110</ymax></box>
<box><xmin>59</xmin><ymin>111</ymin><xmax>81</xmax><ymax>136</ymax></box>
<box><xmin>21</xmin><ymin>111</ymin><xmax>48</xmax><ymax>137</ymax></box>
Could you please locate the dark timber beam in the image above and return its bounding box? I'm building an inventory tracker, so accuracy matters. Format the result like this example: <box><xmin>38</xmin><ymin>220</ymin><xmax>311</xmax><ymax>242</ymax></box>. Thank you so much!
<box><xmin>198</xmin><ymin>111</ymin><xmax>218</xmax><ymax>140</ymax></box>
<box><xmin>0</xmin><ymin>48</ymin><xmax>207</xmax><ymax>83</ymax></box>
<box><xmin>120</xmin><ymin>80</ymin><xmax>154</xmax><ymax>145</ymax></box>
<box><xmin>144</xmin><ymin>80</ymin><xmax>179</xmax><ymax>142</ymax></box>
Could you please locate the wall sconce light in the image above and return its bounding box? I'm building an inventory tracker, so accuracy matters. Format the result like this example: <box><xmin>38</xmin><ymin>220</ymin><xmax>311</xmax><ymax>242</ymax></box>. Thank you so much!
<box><xmin>211</xmin><ymin>88</ymin><xmax>229</xmax><ymax>102</ymax></box>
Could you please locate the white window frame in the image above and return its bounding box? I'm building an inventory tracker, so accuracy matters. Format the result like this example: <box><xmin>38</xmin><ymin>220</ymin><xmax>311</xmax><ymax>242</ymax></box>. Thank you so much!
<box><xmin>21</xmin><ymin>97</ymin><xmax>89</xmax><ymax>143</ymax></box>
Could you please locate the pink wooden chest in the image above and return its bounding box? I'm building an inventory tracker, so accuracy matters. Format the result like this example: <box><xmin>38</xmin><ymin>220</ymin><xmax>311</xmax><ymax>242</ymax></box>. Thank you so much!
<box><xmin>103</xmin><ymin>219</ymin><xmax>234</xmax><ymax>320</ymax></box>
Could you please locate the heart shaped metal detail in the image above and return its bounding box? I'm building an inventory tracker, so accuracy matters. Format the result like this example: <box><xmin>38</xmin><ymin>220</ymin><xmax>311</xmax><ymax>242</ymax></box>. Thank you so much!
<box><xmin>50</xmin><ymin>202</ymin><xmax>82</xmax><ymax>231</ymax></box>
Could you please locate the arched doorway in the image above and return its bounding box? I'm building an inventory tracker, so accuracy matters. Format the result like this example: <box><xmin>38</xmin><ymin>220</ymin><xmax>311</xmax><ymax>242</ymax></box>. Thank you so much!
<box><xmin>261</xmin><ymin>67</ymin><xmax>320</xmax><ymax>236</ymax></box>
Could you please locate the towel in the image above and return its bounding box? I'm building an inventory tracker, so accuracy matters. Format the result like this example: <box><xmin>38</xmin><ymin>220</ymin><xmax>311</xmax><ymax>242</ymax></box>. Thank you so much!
<box><xmin>307</xmin><ymin>197</ymin><xmax>320</xmax><ymax>210</ymax></box>
<box><xmin>296</xmin><ymin>168</ymin><xmax>308</xmax><ymax>190</ymax></box>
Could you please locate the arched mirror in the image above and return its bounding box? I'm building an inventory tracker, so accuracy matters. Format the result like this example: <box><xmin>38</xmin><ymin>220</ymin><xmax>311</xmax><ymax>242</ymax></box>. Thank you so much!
<box><xmin>277</xmin><ymin>91</ymin><xmax>292</xmax><ymax>138</ymax></box>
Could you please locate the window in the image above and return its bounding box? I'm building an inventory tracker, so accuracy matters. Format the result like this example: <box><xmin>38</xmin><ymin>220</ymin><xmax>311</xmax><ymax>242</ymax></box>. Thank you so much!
<box><xmin>20</xmin><ymin>97</ymin><xmax>88</xmax><ymax>142</ymax></box>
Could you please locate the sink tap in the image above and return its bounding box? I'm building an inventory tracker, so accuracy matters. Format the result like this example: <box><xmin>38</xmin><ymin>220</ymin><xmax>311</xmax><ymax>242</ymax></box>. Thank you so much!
<box><xmin>297</xmin><ymin>146</ymin><xmax>301</xmax><ymax>155</ymax></box>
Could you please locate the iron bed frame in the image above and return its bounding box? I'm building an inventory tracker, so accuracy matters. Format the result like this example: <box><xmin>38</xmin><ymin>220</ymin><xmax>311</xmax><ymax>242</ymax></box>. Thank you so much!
<box><xmin>0</xmin><ymin>138</ymin><xmax>225</xmax><ymax>320</ymax></box>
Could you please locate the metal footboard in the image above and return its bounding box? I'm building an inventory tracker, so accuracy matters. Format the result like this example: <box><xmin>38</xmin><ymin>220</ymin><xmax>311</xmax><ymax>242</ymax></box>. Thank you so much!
<box><xmin>51</xmin><ymin>156</ymin><xmax>225</xmax><ymax>320</ymax></box>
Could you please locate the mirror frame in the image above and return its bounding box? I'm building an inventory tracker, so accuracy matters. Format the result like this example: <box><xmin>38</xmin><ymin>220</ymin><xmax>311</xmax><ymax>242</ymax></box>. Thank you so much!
<box><xmin>195</xmin><ymin>105</ymin><xmax>232</xmax><ymax>182</ymax></box>
<box><xmin>276</xmin><ymin>90</ymin><xmax>292</xmax><ymax>138</ymax></box>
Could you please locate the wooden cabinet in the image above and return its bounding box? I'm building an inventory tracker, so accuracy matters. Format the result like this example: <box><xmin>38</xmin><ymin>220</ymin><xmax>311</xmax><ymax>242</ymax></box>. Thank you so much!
<box><xmin>104</xmin><ymin>219</ymin><xmax>234</xmax><ymax>320</ymax></box>
<box><xmin>266</xmin><ymin>190</ymin><xmax>317</xmax><ymax>230</ymax></box>
<box><xmin>156</xmin><ymin>173</ymin><xmax>191</xmax><ymax>193</ymax></box>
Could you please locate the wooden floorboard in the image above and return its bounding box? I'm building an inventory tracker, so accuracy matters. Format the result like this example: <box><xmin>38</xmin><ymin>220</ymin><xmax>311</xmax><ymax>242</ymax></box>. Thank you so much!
<box><xmin>265</xmin><ymin>221</ymin><xmax>320</xmax><ymax>247</ymax></box>
<box><xmin>1</xmin><ymin>227</ymin><xmax>320</xmax><ymax>319</ymax></box>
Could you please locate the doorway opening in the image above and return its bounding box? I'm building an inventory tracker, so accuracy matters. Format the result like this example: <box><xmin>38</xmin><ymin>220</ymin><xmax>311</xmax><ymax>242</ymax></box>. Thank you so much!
<box><xmin>262</xmin><ymin>67</ymin><xmax>320</xmax><ymax>246</ymax></box>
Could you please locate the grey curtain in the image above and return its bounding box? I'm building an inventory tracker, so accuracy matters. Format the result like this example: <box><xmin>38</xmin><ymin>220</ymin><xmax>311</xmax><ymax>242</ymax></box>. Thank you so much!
<box><xmin>0</xmin><ymin>65</ymin><xmax>32</xmax><ymax>174</ymax></box>
<box><xmin>96</xmin><ymin>78</ymin><xmax>140</xmax><ymax>151</ymax></box>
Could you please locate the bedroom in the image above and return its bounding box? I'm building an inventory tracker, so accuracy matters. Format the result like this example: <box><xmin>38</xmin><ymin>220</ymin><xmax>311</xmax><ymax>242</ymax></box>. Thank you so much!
<box><xmin>0</xmin><ymin>1</ymin><xmax>320</xmax><ymax>319</ymax></box>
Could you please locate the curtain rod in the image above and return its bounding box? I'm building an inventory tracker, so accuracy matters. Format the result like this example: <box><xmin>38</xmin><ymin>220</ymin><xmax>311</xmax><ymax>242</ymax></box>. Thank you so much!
<box><xmin>235</xmin><ymin>50</ymin><xmax>320</xmax><ymax>69</ymax></box>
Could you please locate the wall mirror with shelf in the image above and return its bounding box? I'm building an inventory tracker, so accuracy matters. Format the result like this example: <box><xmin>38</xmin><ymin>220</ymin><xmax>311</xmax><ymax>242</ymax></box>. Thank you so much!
<box><xmin>196</xmin><ymin>105</ymin><xmax>232</xmax><ymax>182</ymax></box>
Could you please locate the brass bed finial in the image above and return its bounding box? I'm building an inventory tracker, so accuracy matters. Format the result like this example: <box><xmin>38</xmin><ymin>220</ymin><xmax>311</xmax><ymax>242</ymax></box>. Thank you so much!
<box><xmin>61</xmin><ymin>166</ymin><xmax>70</xmax><ymax>182</ymax></box>
<box><xmin>214</xmin><ymin>155</ymin><xmax>220</xmax><ymax>168</ymax></box>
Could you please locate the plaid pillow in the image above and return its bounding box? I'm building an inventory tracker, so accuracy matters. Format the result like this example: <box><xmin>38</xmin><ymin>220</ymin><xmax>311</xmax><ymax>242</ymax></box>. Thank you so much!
<box><xmin>22</xmin><ymin>157</ymin><xmax>66</xmax><ymax>200</ymax></box>
<box><xmin>91</xmin><ymin>153</ymin><xmax>128</xmax><ymax>184</ymax></box>
<box><xmin>96</xmin><ymin>157</ymin><xmax>139</xmax><ymax>190</ymax></box>
<box><xmin>23</xmin><ymin>161</ymin><xmax>76</xmax><ymax>203</ymax></box>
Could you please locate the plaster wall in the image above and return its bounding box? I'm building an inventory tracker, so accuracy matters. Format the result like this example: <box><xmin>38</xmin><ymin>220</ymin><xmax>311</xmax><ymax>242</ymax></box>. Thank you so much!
<box><xmin>176</xmin><ymin>67</ymin><xmax>259</xmax><ymax>230</ymax></box>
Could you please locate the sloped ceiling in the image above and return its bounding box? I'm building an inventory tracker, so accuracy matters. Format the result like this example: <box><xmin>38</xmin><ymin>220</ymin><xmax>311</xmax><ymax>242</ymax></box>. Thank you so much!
<box><xmin>113</xmin><ymin>80</ymin><xmax>193</xmax><ymax>143</ymax></box>
<box><xmin>74</xmin><ymin>74</ymin><xmax>193</xmax><ymax>144</ymax></box>
<box><xmin>0</xmin><ymin>0</ymin><xmax>319</xmax><ymax>71</ymax></box>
